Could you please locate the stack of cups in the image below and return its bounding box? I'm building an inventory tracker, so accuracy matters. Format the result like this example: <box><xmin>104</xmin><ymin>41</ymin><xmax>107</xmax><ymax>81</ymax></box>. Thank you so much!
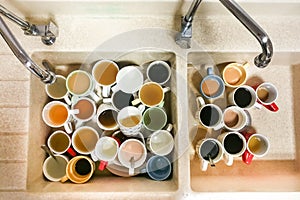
<box><xmin>41</xmin><ymin>59</ymin><xmax>174</xmax><ymax>182</ymax></box>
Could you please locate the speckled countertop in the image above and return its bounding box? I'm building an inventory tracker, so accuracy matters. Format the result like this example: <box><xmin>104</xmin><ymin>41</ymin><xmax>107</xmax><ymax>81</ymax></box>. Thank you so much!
<box><xmin>0</xmin><ymin>0</ymin><xmax>300</xmax><ymax>199</ymax></box>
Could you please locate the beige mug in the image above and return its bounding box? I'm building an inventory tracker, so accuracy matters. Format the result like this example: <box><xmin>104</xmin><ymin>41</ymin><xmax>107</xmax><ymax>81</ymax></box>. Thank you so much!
<box><xmin>61</xmin><ymin>156</ymin><xmax>95</xmax><ymax>184</ymax></box>
<box><xmin>222</xmin><ymin>62</ymin><xmax>248</xmax><ymax>88</ymax></box>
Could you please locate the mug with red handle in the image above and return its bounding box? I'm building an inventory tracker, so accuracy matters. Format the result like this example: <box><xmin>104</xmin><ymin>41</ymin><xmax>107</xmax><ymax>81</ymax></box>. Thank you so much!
<box><xmin>252</xmin><ymin>82</ymin><xmax>279</xmax><ymax>112</ymax></box>
<box><xmin>242</xmin><ymin>132</ymin><xmax>270</xmax><ymax>165</ymax></box>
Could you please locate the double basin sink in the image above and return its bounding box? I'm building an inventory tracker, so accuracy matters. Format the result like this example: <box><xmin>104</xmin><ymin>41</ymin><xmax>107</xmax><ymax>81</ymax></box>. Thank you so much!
<box><xmin>12</xmin><ymin>0</ymin><xmax>300</xmax><ymax>198</ymax></box>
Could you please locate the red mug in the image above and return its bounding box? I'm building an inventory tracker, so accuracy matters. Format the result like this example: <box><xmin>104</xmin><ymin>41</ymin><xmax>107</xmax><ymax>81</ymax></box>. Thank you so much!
<box><xmin>242</xmin><ymin>132</ymin><xmax>270</xmax><ymax>165</ymax></box>
<box><xmin>252</xmin><ymin>83</ymin><xmax>279</xmax><ymax>112</ymax></box>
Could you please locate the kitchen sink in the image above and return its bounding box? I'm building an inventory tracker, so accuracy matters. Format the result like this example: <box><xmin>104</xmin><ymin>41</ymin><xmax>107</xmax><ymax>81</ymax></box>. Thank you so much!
<box><xmin>27</xmin><ymin>50</ymin><xmax>179</xmax><ymax>193</ymax></box>
<box><xmin>188</xmin><ymin>52</ymin><xmax>300</xmax><ymax>192</ymax></box>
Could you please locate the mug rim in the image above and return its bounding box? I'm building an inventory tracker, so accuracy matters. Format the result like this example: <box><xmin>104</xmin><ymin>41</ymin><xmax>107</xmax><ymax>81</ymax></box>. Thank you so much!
<box><xmin>197</xmin><ymin>138</ymin><xmax>224</xmax><ymax>163</ymax></box>
<box><xmin>146</xmin><ymin>60</ymin><xmax>171</xmax><ymax>85</ymax></box>
<box><xmin>42</xmin><ymin>101</ymin><xmax>71</xmax><ymax>128</ymax></box>
<box><xmin>66</xmin><ymin>70</ymin><xmax>94</xmax><ymax>96</ymax></box>
<box><xmin>200</xmin><ymin>74</ymin><xmax>225</xmax><ymax>99</ymax></box>
<box><xmin>71</xmin><ymin>126</ymin><xmax>99</xmax><ymax>155</ymax></box>
<box><xmin>47</xmin><ymin>130</ymin><xmax>71</xmax><ymax>154</ymax></box>
<box><xmin>71</xmin><ymin>97</ymin><xmax>96</xmax><ymax>122</ymax></box>
<box><xmin>96</xmin><ymin>104</ymin><xmax>119</xmax><ymax>131</ymax></box>
<box><xmin>146</xmin><ymin>155</ymin><xmax>171</xmax><ymax>181</ymax></box>
<box><xmin>232</xmin><ymin>85</ymin><xmax>257</xmax><ymax>109</ymax></box>
<box><xmin>94</xmin><ymin>136</ymin><xmax>119</xmax><ymax>161</ymax></box>
<box><xmin>219</xmin><ymin>131</ymin><xmax>247</xmax><ymax>157</ymax></box>
<box><xmin>147</xmin><ymin>129</ymin><xmax>174</xmax><ymax>156</ymax></box>
<box><xmin>42</xmin><ymin>154</ymin><xmax>69</xmax><ymax>182</ymax></box>
<box><xmin>115</xmin><ymin>65</ymin><xmax>143</xmax><ymax>93</ymax></box>
<box><xmin>138</xmin><ymin>81</ymin><xmax>165</xmax><ymax>107</ymax></box>
<box><xmin>142</xmin><ymin>106</ymin><xmax>168</xmax><ymax>131</ymax></box>
<box><xmin>255</xmin><ymin>82</ymin><xmax>278</xmax><ymax>105</ymax></box>
<box><xmin>92</xmin><ymin>59</ymin><xmax>119</xmax><ymax>87</ymax></box>
<box><xmin>222</xmin><ymin>63</ymin><xmax>247</xmax><ymax>87</ymax></box>
<box><xmin>246</xmin><ymin>133</ymin><xmax>270</xmax><ymax>157</ymax></box>
<box><xmin>198</xmin><ymin>104</ymin><xmax>223</xmax><ymax>129</ymax></box>
<box><xmin>118</xmin><ymin>138</ymin><xmax>147</xmax><ymax>169</ymax></box>
<box><xmin>222</xmin><ymin>106</ymin><xmax>248</xmax><ymax>131</ymax></box>
<box><xmin>65</xmin><ymin>155</ymin><xmax>95</xmax><ymax>184</ymax></box>
<box><xmin>117</xmin><ymin>106</ymin><xmax>143</xmax><ymax>128</ymax></box>
<box><xmin>45</xmin><ymin>75</ymin><xmax>68</xmax><ymax>99</ymax></box>
<box><xmin>111</xmin><ymin>90</ymin><xmax>134</xmax><ymax>111</ymax></box>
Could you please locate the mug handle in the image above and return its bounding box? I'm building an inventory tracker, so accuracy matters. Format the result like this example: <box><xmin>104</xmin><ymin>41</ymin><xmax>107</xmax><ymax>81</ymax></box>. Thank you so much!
<box><xmin>102</xmin><ymin>86</ymin><xmax>111</xmax><ymax>98</ymax></box>
<box><xmin>201</xmin><ymin>160</ymin><xmax>209</xmax><ymax>171</ymax></box>
<box><xmin>64</xmin><ymin>122</ymin><xmax>73</xmax><ymax>134</ymax></box>
<box><xmin>263</xmin><ymin>102</ymin><xmax>279</xmax><ymax>112</ymax></box>
<box><xmin>89</xmin><ymin>91</ymin><xmax>101</xmax><ymax>103</ymax></box>
<box><xmin>63</xmin><ymin>94</ymin><xmax>72</xmax><ymax>105</ymax></box>
<box><xmin>132</xmin><ymin>98</ymin><xmax>141</xmax><ymax>106</ymax></box>
<box><xmin>224</xmin><ymin>153</ymin><xmax>233</xmax><ymax>166</ymax></box>
<box><xmin>196</xmin><ymin>96</ymin><xmax>206</xmax><ymax>108</ymax></box>
<box><xmin>129</xmin><ymin>167</ymin><xmax>135</xmax><ymax>176</ymax></box>
<box><xmin>67</xmin><ymin>147</ymin><xmax>76</xmax><ymax>157</ymax></box>
<box><xmin>242</xmin><ymin>149</ymin><xmax>254</xmax><ymax>165</ymax></box>
<box><xmin>61</xmin><ymin>175</ymin><xmax>69</xmax><ymax>183</ymax></box>
<box><xmin>102</xmin><ymin>98</ymin><xmax>112</xmax><ymax>104</ymax></box>
<box><xmin>207</xmin><ymin>67</ymin><xmax>214</xmax><ymax>75</ymax></box>
<box><xmin>99</xmin><ymin>161</ymin><xmax>108</xmax><ymax>171</ymax></box>
<box><xmin>163</xmin><ymin>87</ymin><xmax>171</xmax><ymax>93</ymax></box>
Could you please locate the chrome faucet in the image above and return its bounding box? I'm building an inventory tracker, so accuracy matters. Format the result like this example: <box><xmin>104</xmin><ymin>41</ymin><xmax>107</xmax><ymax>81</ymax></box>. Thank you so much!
<box><xmin>0</xmin><ymin>16</ymin><xmax>56</xmax><ymax>84</ymax></box>
<box><xmin>176</xmin><ymin>0</ymin><xmax>273</xmax><ymax>68</ymax></box>
<box><xmin>0</xmin><ymin>5</ymin><xmax>58</xmax><ymax>45</ymax></box>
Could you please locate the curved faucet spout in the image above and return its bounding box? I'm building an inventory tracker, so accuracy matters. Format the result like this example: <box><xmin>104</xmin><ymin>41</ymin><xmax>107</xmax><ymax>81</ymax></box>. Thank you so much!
<box><xmin>219</xmin><ymin>0</ymin><xmax>273</xmax><ymax>68</ymax></box>
<box><xmin>176</xmin><ymin>0</ymin><xmax>273</xmax><ymax>68</ymax></box>
<box><xmin>0</xmin><ymin>16</ymin><xmax>56</xmax><ymax>84</ymax></box>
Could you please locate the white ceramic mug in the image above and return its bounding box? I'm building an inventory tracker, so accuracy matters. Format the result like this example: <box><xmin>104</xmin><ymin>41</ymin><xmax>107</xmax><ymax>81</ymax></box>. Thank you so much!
<box><xmin>42</xmin><ymin>155</ymin><xmax>69</xmax><ymax>182</ymax></box>
<box><xmin>112</xmin><ymin>66</ymin><xmax>144</xmax><ymax>94</ymax></box>
<box><xmin>71</xmin><ymin>126</ymin><xmax>99</xmax><ymax>155</ymax></box>
<box><xmin>142</xmin><ymin>106</ymin><xmax>168</xmax><ymax>131</ymax></box>
<box><xmin>103</xmin><ymin>90</ymin><xmax>134</xmax><ymax>111</ymax></box>
<box><xmin>217</xmin><ymin>132</ymin><xmax>247</xmax><ymax>166</ymax></box>
<box><xmin>47</xmin><ymin>130</ymin><xmax>76</xmax><ymax>157</ymax></box>
<box><xmin>118</xmin><ymin>138</ymin><xmax>147</xmax><ymax>176</ymax></box>
<box><xmin>45</xmin><ymin>75</ymin><xmax>71</xmax><ymax>105</ymax></box>
<box><xmin>91</xmin><ymin>136</ymin><xmax>120</xmax><ymax>171</ymax></box>
<box><xmin>146</xmin><ymin>60</ymin><xmax>171</xmax><ymax>85</ymax></box>
<box><xmin>96</xmin><ymin>103</ymin><xmax>119</xmax><ymax>131</ymax></box>
<box><xmin>195</xmin><ymin>97</ymin><xmax>223</xmax><ymax>130</ymax></box>
<box><xmin>228</xmin><ymin>85</ymin><xmax>262</xmax><ymax>109</ymax></box>
<box><xmin>92</xmin><ymin>59</ymin><xmax>119</xmax><ymax>97</ymax></box>
<box><xmin>117</xmin><ymin>106</ymin><xmax>145</xmax><ymax>136</ymax></box>
<box><xmin>146</xmin><ymin>124</ymin><xmax>174</xmax><ymax>156</ymax></box>
<box><xmin>66</xmin><ymin>70</ymin><xmax>100</xmax><ymax>102</ymax></box>
<box><xmin>42</xmin><ymin>101</ymin><xmax>78</xmax><ymax>133</ymax></box>
<box><xmin>71</xmin><ymin>97</ymin><xmax>96</xmax><ymax>128</ymax></box>
<box><xmin>222</xmin><ymin>106</ymin><xmax>249</xmax><ymax>131</ymax></box>
<box><xmin>132</xmin><ymin>82</ymin><xmax>170</xmax><ymax>107</ymax></box>
<box><xmin>242</xmin><ymin>133</ymin><xmax>270</xmax><ymax>165</ymax></box>
<box><xmin>196</xmin><ymin>138</ymin><xmax>224</xmax><ymax>171</ymax></box>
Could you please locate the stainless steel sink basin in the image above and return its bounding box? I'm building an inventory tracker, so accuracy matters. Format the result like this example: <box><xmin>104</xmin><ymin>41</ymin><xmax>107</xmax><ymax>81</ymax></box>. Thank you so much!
<box><xmin>188</xmin><ymin>52</ymin><xmax>300</xmax><ymax>192</ymax></box>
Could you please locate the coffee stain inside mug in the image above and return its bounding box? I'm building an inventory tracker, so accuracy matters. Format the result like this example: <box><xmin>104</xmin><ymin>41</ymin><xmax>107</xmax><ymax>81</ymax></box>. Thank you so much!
<box><xmin>49</xmin><ymin>105</ymin><xmax>68</xmax><ymax>125</ymax></box>
<box><xmin>201</xmin><ymin>79</ymin><xmax>220</xmax><ymax>97</ymax></box>
<box><xmin>224</xmin><ymin>67</ymin><xmax>241</xmax><ymax>85</ymax></box>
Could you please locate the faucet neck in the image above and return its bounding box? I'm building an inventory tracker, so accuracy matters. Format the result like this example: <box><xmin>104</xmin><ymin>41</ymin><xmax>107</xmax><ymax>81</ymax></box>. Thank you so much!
<box><xmin>0</xmin><ymin>16</ymin><xmax>56</xmax><ymax>84</ymax></box>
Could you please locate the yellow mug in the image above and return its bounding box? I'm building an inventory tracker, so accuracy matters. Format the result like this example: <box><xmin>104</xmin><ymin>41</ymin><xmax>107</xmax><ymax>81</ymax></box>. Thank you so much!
<box><xmin>222</xmin><ymin>62</ymin><xmax>249</xmax><ymax>88</ymax></box>
<box><xmin>61</xmin><ymin>156</ymin><xmax>95</xmax><ymax>184</ymax></box>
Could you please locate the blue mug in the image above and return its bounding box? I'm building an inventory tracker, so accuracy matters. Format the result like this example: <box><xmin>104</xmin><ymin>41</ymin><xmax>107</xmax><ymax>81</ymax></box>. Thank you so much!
<box><xmin>141</xmin><ymin>155</ymin><xmax>172</xmax><ymax>181</ymax></box>
<box><xmin>200</xmin><ymin>67</ymin><xmax>225</xmax><ymax>99</ymax></box>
